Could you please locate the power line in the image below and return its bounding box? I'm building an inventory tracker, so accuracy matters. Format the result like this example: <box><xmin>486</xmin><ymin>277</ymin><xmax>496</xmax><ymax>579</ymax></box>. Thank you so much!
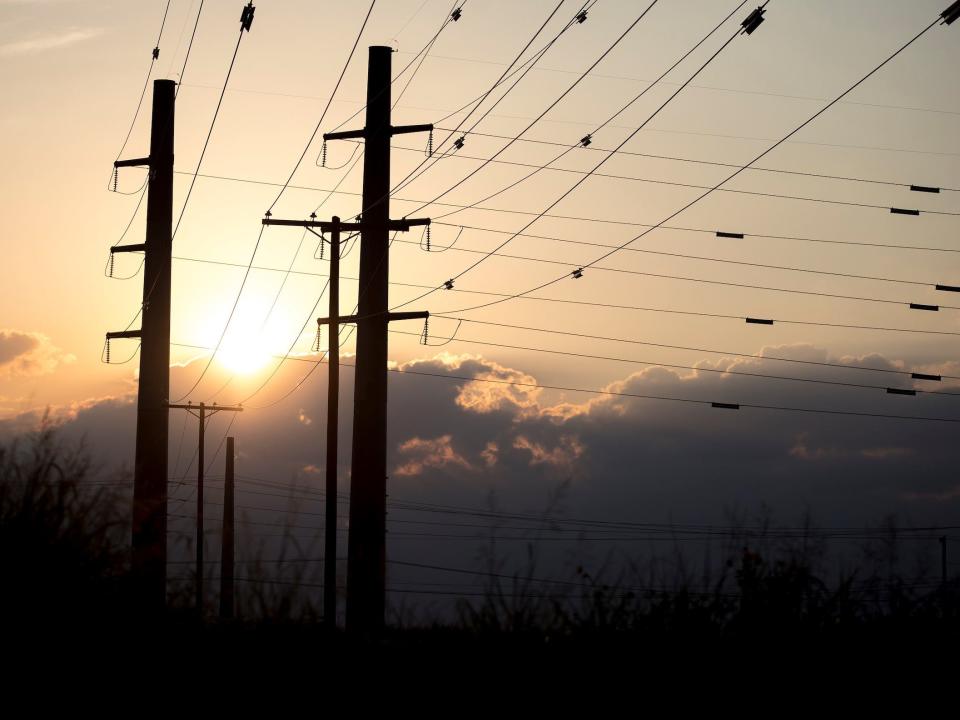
<box><xmin>111</xmin><ymin>0</ymin><xmax>173</xmax><ymax>167</ymax></box>
<box><xmin>392</xmin><ymin>236</ymin><xmax>960</xmax><ymax>311</ymax></box>
<box><xmin>427</xmin><ymin>127</ymin><xmax>960</xmax><ymax>194</ymax></box>
<box><xmin>402</xmin><ymin>0</ymin><xmax>664</xmax><ymax>217</ymax></box>
<box><xmin>388</xmin><ymin>328</ymin><xmax>960</xmax><ymax>397</ymax></box>
<box><xmin>429</xmin><ymin>1</ymin><xmax>750</xmax><ymax>222</ymax></box>
<box><xmin>429</xmin><ymin>315</ymin><xmax>960</xmax><ymax>381</ymax></box>
<box><xmin>428</xmin><ymin>11</ymin><xmax>949</xmax><ymax>318</ymax></box>
<box><xmin>171</xmin><ymin>342</ymin><xmax>960</xmax><ymax>423</ymax></box>
<box><xmin>265</xmin><ymin>0</ymin><xmax>377</xmax><ymax>214</ymax></box>
<box><xmin>172</xmin><ymin>6</ymin><xmax>253</xmax><ymax>241</ymax></box>
<box><xmin>385</xmin><ymin>0</ymin><xmax>588</xmax><ymax>204</ymax></box>
<box><xmin>174</xmin><ymin>169</ymin><xmax>960</xmax><ymax>254</ymax></box>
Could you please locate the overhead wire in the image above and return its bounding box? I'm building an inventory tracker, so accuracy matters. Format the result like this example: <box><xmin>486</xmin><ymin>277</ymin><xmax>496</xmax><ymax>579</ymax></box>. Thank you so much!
<box><xmin>428</xmin><ymin>0</ymin><xmax>749</xmax><ymax>222</ymax></box>
<box><xmin>429</xmin><ymin>9</ymin><xmax>951</xmax><ymax>318</ymax></box>
<box><xmin>174</xmin><ymin>169</ymin><xmax>960</xmax><ymax>255</ymax></box>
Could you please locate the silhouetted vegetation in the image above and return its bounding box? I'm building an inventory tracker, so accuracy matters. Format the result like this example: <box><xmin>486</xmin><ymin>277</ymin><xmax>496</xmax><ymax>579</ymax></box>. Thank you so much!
<box><xmin>1</xmin><ymin>424</ymin><xmax>957</xmax><ymax>656</ymax></box>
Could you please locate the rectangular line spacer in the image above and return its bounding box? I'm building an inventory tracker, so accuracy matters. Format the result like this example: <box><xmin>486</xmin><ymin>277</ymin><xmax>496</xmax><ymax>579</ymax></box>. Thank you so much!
<box><xmin>909</xmin><ymin>303</ymin><xmax>939</xmax><ymax>311</ymax></box>
<box><xmin>910</xmin><ymin>185</ymin><xmax>940</xmax><ymax>194</ymax></box>
<box><xmin>716</xmin><ymin>231</ymin><xmax>744</xmax><ymax>239</ymax></box>
<box><xmin>886</xmin><ymin>387</ymin><xmax>917</xmax><ymax>396</ymax></box>
<box><xmin>890</xmin><ymin>207</ymin><xmax>920</xmax><ymax>216</ymax></box>
<box><xmin>745</xmin><ymin>317</ymin><xmax>774</xmax><ymax>325</ymax></box>
<box><xmin>911</xmin><ymin>372</ymin><xmax>941</xmax><ymax>382</ymax></box>
<box><xmin>711</xmin><ymin>402</ymin><xmax>740</xmax><ymax>410</ymax></box>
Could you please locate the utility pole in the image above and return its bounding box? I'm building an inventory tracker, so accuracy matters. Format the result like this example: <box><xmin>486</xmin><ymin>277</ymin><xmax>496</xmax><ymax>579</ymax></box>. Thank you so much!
<box><xmin>329</xmin><ymin>45</ymin><xmax>434</xmax><ymax>635</ymax></box>
<box><xmin>167</xmin><ymin>402</ymin><xmax>242</xmax><ymax>616</ymax></box>
<box><xmin>941</xmin><ymin>535</ymin><xmax>948</xmax><ymax>588</ymax></box>
<box><xmin>105</xmin><ymin>78</ymin><xmax>176</xmax><ymax>613</ymax></box>
<box><xmin>263</xmin><ymin>211</ymin><xmax>430</xmax><ymax>633</ymax></box>
<box><xmin>220</xmin><ymin>436</ymin><xmax>235</xmax><ymax>620</ymax></box>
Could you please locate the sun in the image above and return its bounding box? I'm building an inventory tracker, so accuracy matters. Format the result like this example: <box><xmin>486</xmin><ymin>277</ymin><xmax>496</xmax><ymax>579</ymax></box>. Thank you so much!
<box><xmin>216</xmin><ymin>333</ymin><xmax>273</xmax><ymax>376</ymax></box>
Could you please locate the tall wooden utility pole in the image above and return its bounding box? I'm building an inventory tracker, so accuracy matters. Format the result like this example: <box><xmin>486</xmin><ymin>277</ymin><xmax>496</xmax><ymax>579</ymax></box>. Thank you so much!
<box><xmin>262</xmin><ymin>210</ymin><xmax>430</xmax><ymax>632</ymax></box>
<box><xmin>220</xmin><ymin>436</ymin><xmax>236</xmax><ymax>620</ymax></box>
<box><xmin>328</xmin><ymin>45</ymin><xmax>434</xmax><ymax>635</ymax></box>
<box><xmin>168</xmin><ymin>402</ymin><xmax>242</xmax><ymax>616</ymax></box>
<box><xmin>106</xmin><ymin>79</ymin><xmax>176</xmax><ymax>613</ymax></box>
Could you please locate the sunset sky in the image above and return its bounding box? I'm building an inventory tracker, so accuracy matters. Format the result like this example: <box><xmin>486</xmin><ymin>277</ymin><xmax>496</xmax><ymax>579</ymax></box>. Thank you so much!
<box><xmin>2</xmin><ymin>0</ymin><xmax>959</xmax><ymax>592</ymax></box>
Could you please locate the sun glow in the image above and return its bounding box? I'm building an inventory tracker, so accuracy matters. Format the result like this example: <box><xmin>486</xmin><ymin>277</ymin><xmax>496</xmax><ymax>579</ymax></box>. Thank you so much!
<box><xmin>216</xmin><ymin>333</ymin><xmax>273</xmax><ymax>376</ymax></box>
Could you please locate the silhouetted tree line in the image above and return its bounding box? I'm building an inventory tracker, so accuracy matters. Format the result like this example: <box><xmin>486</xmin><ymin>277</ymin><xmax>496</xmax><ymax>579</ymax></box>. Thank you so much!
<box><xmin>1</xmin><ymin>424</ymin><xmax>957</xmax><ymax>651</ymax></box>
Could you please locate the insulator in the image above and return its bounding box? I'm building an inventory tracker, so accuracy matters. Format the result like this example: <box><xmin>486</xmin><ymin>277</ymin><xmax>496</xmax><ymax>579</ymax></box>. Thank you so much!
<box><xmin>740</xmin><ymin>6</ymin><xmax>765</xmax><ymax>35</ymax></box>
<box><xmin>420</xmin><ymin>317</ymin><xmax>430</xmax><ymax>345</ymax></box>
<box><xmin>105</xmin><ymin>338</ymin><xmax>111</xmax><ymax>364</ymax></box>
<box><xmin>426</xmin><ymin>225</ymin><xmax>431</xmax><ymax>251</ymax></box>
<box><xmin>112</xmin><ymin>167</ymin><xmax>118</xmax><ymax>192</ymax></box>
<box><xmin>314</xmin><ymin>326</ymin><xmax>322</xmax><ymax>353</ymax></box>
<box><xmin>319</xmin><ymin>237</ymin><xmax>325</xmax><ymax>260</ymax></box>
<box><xmin>108</xmin><ymin>253</ymin><xmax>115</xmax><ymax>278</ymax></box>
<box><xmin>321</xmin><ymin>140</ymin><xmax>327</xmax><ymax>167</ymax></box>
<box><xmin>240</xmin><ymin>3</ymin><xmax>256</xmax><ymax>32</ymax></box>
<box><xmin>427</xmin><ymin>128</ymin><xmax>434</xmax><ymax>157</ymax></box>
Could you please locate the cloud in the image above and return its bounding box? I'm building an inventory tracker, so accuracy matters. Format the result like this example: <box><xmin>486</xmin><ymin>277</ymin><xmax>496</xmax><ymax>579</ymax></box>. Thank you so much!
<box><xmin>513</xmin><ymin>435</ymin><xmax>584</xmax><ymax>468</ymax></box>
<box><xmin>0</xmin><ymin>329</ymin><xmax>74</xmax><ymax>379</ymax></box>
<box><xmin>0</xmin><ymin>27</ymin><xmax>101</xmax><ymax>57</ymax></box>
<box><xmin>4</xmin><ymin>343</ymin><xmax>958</xmax><ymax>540</ymax></box>
<box><xmin>394</xmin><ymin>434</ymin><xmax>474</xmax><ymax>477</ymax></box>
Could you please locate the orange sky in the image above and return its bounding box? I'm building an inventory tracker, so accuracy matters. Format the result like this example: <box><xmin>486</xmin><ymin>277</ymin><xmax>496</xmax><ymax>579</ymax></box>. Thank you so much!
<box><xmin>1</xmin><ymin>0</ymin><xmax>959</xmax><ymax>421</ymax></box>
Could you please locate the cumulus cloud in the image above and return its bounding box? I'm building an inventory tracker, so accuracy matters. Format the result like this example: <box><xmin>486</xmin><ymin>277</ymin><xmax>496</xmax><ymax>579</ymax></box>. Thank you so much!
<box><xmin>394</xmin><ymin>434</ymin><xmax>474</xmax><ymax>477</ymax></box>
<box><xmin>4</xmin><ymin>343</ymin><xmax>958</xmax><ymax>538</ymax></box>
<box><xmin>0</xmin><ymin>27</ymin><xmax>101</xmax><ymax>57</ymax></box>
<box><xmin>0</xmin><ymin>329</ymin><xmax>74</xmax><ymax>379</ymax></box>
<box><xmin>513</xmin><ymin>435</ymin><xmax>584</xmax><ymax>468</ymax></box>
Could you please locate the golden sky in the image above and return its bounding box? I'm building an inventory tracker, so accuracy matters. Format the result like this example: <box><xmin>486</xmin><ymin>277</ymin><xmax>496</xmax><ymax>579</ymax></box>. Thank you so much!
<box><xmin>1</xmin><ymin>0</ymin><xmax>958</xmax><ymax>422</ymax></box>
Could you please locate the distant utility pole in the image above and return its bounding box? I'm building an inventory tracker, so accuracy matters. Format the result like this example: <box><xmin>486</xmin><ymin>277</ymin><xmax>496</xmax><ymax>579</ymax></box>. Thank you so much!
<box><xmin>941</xmin><ymin>535</ymin><xmax>948</xmax><ymax>589</ymax></box>
<box><xmin>105</xmin><ymin>79</ymin><xmax>176</xmax><ymax>613</ymax></box>
<box><xmin>220</xmin><ymin>436</ymin><xmax>236</xmax><ymax>620</ymax></box>
<box><xmin>167</xmin><ymin>402</ymin><xmax>242</xmax><ymax>616</ymax></box>
<box><xmin>263</xmin><ymin>210</ymin><xmax>430</xmax><ymax>633</ymax></box>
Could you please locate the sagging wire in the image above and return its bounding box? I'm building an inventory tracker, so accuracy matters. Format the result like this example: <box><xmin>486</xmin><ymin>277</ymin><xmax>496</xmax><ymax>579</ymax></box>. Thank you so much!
<box><xmin>316</xmin><ymin>139</ymin><xmax>361</xmax><ymax>170</ymax></box>
<box><xmin>101</xmin><ymin>337</ymin><xmax>140</xmax><ymax>365</ymax></box>
<box><xmin>420</xmin><ymin>318</ymin><xmax>462</xmax><ymax>348</ymax></box>
<box><xmin>420</xmin><ymin>224</ymin><xmax>463</xmax><ymax>253</ymax></box>
<box><xmin>104</xmin><ymin>249</ymin><xmax>145</xmax><ymax>280</ymax></box>
<box><xmin>107</xmin><ymin>168</ymin><xmax>150</xmax><ymax>195</ymax></box>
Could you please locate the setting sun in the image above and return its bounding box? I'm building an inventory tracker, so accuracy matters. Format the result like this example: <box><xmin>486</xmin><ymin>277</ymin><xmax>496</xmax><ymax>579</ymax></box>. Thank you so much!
<box><xmin>216</xmin><ymin>334</ymin><xmax>273</xmax><ymax>376</ymax></box>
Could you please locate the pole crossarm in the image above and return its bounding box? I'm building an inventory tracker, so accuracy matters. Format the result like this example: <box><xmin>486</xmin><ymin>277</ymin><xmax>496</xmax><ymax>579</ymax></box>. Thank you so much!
<box><xmin>111</xmin><ymin>244</ymin><xmax>146</xmax><ymax>254</ymax></box>
<box><xmin>114</xmin><ymin>156</ymin><xmax>151</xmax><ymax>168</ymax></box>
<box><xmin>323</xmin><ymin>123</ymin><xmax>433</xmax><ymax>142</ymax></box>
<box><xmin>106</xmin><ymin>329</ymin><xmax>142</xmax><ymax>340</ymax></box>
<box><xmin>167</xmin><ymin>402</ymin><xmax>243</xmax><ymax>415</ymax></box>
<box><xmin>262</xmin><ymin>217</ymin><xmax>430</xmax><ymax>232</ymax></box>
<box><xmin>317</xmin><ymin>311</ymin><xmax>428</xmax><ymax>326</ymax></box>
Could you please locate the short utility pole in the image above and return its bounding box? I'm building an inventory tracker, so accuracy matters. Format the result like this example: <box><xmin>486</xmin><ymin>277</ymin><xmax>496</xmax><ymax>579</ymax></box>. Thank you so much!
<box><xmin>220</xmin><ymin>436</ymin><xmax>236</xmax><ymax>620</ymax></box>
<box><xmin>167</xmin><ymin>401</ymin><xmax>242</xmax><ymax>616</ymax></box>
<box><xmin>105</xmin><ymin>78</ymin><xmax>176</xmax><ymax>613</ymax></box>
<box><xmin>262</xmin><ymin>211</ymin><xmax>430</xmax><ymax>631</ymax></box>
